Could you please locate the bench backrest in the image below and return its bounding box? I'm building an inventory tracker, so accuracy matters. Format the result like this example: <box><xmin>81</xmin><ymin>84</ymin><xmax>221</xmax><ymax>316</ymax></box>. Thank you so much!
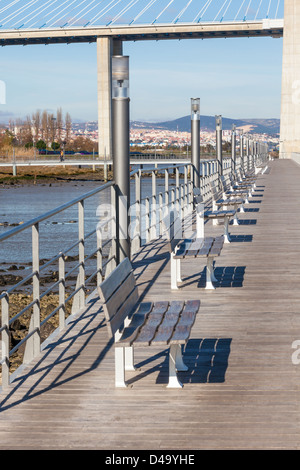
<box><xmin>98</xmin><ymin>257</ymin><xmax>139</xmax><ymax>338</ymax></box>
<box><xmin>210</xmin><ymin>180</ymin><xmax>219</xmax><ymax>201</ymax></box>
<box><xmin>161</xmin><ymin>210</ymin><xmax>185</xmax><ymax>253</ymax></box>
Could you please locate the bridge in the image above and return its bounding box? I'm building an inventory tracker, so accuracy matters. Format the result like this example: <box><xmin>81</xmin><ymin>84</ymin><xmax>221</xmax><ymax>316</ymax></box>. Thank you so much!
<box><xmin>0</xmin><ymin>0</ymin><xmax>298</xmax><ymax>161</ymax></box>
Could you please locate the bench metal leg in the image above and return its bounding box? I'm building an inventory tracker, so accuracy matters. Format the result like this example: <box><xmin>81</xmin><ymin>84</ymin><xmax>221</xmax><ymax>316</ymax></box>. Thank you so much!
<box><xmin>125</xmin><ymin>346</ymin><xmax>135</xmax><ymax>371</ymax></box>
<box><xmin>167</xmin><ymin>344</ymin><xmax>187</xmax><ymax>388</ymax></box>
<box><xmin>205</xmin><ymin>257</ymin><xmax>216</xmax><ymax>290</ymax></box>
<box><xmin>115</xmin><ymin>347</ymin><xmax>127</xmax><ymax>388</ymax></box>
<box><xmin>171</xmin><ymin>252</ymin><xmax>179</xmax><ymax>289</ymax></box>
<box><xmin>224</xmin><ymin>216</ymin><xmax>231</xmax><ymax>243</ymax></box>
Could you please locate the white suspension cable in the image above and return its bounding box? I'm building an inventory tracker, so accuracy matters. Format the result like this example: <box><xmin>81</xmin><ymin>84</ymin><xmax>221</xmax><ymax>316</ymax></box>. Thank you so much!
<box><xmin>0</xmin><ymin>0</ymin><xmax>21</xmax><ymax>16</ymax></box>
<box><xmin>27</xmin><ymin>0</ymin><xmax>61</xmax><ymax>28</ymax></box>
<box><xmin>220</xmin><ymin>0</ymin><xmax>233</xmax><ymax>21</ymax></box>
<box><xmin>234</xmin><ymin>0</ymin><xmax>246</xmax><ymax>20</ymax></box>
<box><xmin>1</xmin><ymin>0</ymin><xmax>38</xmax><ymax>26</ymax></box>
<box><xmin>10</xmin><ymin>0</ymin><xmax>54</xmax><ymax>28</ymax></box>
<box><xmin>192</xmin><ymin>0</ymin><xmax>211</xmax><ymax>23</ymax></box>
<box><xmin>89</xmin><ymin>0</ymin><xmax>122</xmax><ymax>26</ymax></box>
<box><xmin>130</xmin><ymin>0</ymin><xmax>158</xmax><ymax>25</ymax></box>
<box><xmin>47</xmin><ymin>0</ymin><xmax>81</xmax><ymax>27</ymax></box>
<box><xmin>173</xmin><ymin>0</ymin><xmax>193</xmax><ymax>24</ymax></box>
<box><xmin>275</xmin><ymin>0</ymin><xmax>280</xmax><ymax>18</ymax></box>
<box><xmin>254</xmin><ymin>0</ymin><xmax>263</xmax><ymax>20</ymax></box>
<box><xmin>152</xmin><ymin>0</ymin><xmax>175</xmax><ymax>24</ymax></box>
<box><xmin>244</xmin><ymin>0</ymin><xmax>253</xmax><ymax>20</ymax></box>
<box><xmin>213</xmin><ymin>0</ymin><xmax>229</xmax><ymax>22</ymax></box>
<box><xmin>108</xmin><ymin>0</ymin><xmax>140</xmax><ymax>26</ymax></box>
<box><xmin>67</xmin><ymin>0</ymin><xmax>97</xmax><ymax>27</ymax></box>
<box><xmin>266</xmin><ymin>0</ymin><xmax>272</xmax><ymax>18</ymax></box>
<box><xmin>60</xmin><ymin>0</ymin><xmax>89</xmax><ymax>27</ymax></box>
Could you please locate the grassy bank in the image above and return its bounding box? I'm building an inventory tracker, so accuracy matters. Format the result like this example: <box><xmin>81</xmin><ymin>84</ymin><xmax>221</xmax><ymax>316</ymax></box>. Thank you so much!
<box><xmin>0</xmin><ymin>165</ymin><xmax>113</xmax><ymax>184</ymax></box>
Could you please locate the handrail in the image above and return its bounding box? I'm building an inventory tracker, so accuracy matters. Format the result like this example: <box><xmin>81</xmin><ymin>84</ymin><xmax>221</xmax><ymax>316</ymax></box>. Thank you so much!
<box><xmin>0</xmin><ymin>180</ymin><xmax>115</xmax><ymax>243</ymax></box>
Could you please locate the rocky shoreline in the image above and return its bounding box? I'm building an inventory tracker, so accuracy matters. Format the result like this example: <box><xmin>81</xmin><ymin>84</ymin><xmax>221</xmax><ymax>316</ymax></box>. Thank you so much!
<box><xmin>0</xmin><ymin>257</ymin><xmax>99</xmax><ymax>384</ymax></box>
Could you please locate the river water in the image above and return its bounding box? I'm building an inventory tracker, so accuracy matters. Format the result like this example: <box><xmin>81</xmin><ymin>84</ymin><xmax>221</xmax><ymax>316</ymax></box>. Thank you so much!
<box><xmin>0</xmin><ymin>176</ymin><xmax>173</xmax><ymax>265</ymax></box>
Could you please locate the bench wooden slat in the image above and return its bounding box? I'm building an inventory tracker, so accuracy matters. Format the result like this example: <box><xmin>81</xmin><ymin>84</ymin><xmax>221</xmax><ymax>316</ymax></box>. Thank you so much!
<box><xmin>169</xmin><ymin>301</ymin><xmax>200</xmax><ymax>344</ymax></box>
<box><xmin>103</xmin><ymin>271</ymin><xmax>136</xmax><ymax>321</ymax></box>
<box><xmin>209</xmin><ymin>236</ymin><xmax>224</xmax><ymax>257</ymax></box>
<box><xmin>174</xmin><ymin>239</ymin><xmax>193</xmax><ymax>258</ymax></box>
<box><xmin>151</xmin><ymin>301</ymin><xmax>184</xmax><ymax>345</ymax></box>
<box><xmin>108</xmin><ymin>287</ymin><xmax>139</xmax><ymax>337</ymax></box>
<box><xmin>134</xmin><ymin>301</ymin><xmax>169</xmax><ymax>346</ymax></box>
<box><xmin>117</xmin><ymin>302</ymin><xmax>153</xmax><ymax>347</ymax></box>
<box><xmin>182</xmin><ymin>300</ymin><xmax>201</xmax><ymax>313</ymax></box>
<box><xmin>205</xmin><ymin>210</ymin><xmax>235</xmax><ymax>218</ymax></box>
<box><xmin>98</xmin><ymin>257</ymin><xmax>132</xmax><ymax>302</ymax></box>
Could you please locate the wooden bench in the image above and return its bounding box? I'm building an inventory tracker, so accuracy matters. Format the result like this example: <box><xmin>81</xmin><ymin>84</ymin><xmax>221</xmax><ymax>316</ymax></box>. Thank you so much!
<box><xmin>162</xmin><ymin>212</ymin><xmax>224</xmax><ymax>290</ymax></box>
<box><xmin>193</xmin><ymin>188</ymin><xmax>235</xmax><ymax>244</ymax></box>
<box><xmin>221</xmin><ymin>175</ymin><xmax>252</xmax><ymax>204</ymax></box>
<box><xmin>98</xmin><ymin>257</ymin><xmax>200</xmax><ymax>388</ymax></box>
<box><xmin>210</xmin><ymin>180</ymin><xmax>245</xmax><ymax>226</ymax></box>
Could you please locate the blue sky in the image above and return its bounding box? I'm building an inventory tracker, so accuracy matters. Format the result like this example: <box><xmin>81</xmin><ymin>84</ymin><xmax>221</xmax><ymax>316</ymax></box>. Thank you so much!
<box><xmin>0</xmin><ymin>33</ymin><xmax>283</xmax><ymax>124</ymax></box>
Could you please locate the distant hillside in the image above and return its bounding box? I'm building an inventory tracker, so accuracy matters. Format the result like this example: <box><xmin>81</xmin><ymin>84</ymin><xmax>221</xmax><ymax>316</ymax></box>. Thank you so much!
<box><xmin>131</xmin><ymin>115</ymin><xmax>280</xmax><ymax>136</ymax></box>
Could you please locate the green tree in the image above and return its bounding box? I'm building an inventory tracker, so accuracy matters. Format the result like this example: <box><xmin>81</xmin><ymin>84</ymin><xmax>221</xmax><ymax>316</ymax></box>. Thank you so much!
<box><xmin>36</xmin><ymin>139</ymin><xmax>46</xmax><ymax>150</ymax></box>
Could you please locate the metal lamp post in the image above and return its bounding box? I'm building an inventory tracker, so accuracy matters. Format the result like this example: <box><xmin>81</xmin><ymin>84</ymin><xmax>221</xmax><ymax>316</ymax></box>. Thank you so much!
<box><xmin>231</xmin><ymin>124</ymin><xmax>236</xmax><ymax>174</ymax></box>
<box><xmin>240</xmin><ymin>133</ymin><xmax>244</xmax><ymax>170</ymax></box>
<box><xmin>215</xmin><ymin>115</ymin><xmax>223</xmax><ymax>189</ymax></box>
<box><xmin>112</xmin><ymin>55</ymin><xmax>130</xmax><ymax>263</ymax></box>
<box><xmin>191</xmin><ymin>98</ymin><xmax>200</xmax><ymax>188</ymax></box>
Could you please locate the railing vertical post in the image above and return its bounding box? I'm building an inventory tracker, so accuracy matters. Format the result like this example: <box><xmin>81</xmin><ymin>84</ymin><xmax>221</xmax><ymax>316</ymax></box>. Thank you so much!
<box><xmin>110</xmin><ymin>184</ymin><xmax>118</xmax><ymax>269</ymax></box>
<box><xmin>165</xmin><ymin>169</ymin><xmax>169</xmax><ymax>208</ymax></box>
<box><xmin>246</xmin><ymin>136</ymin><xmax>250</xmax><ymax>171</ymax></box>
<box><xmin>135</xmin><ymin>170</ymin><xmax>141</xmax><ymax>250</ymax></box>
<box><xmin>1</xmin><ymin>292</ymin><xmax>10</xmax><ymax>389</ymax></box>
<box><xmin>240</xmin><ymin>134</ymin><xmax>243</xmax><ymax>171</ymax></box>
<box><xmin>32</xmin><ymin>222</ymin><xmax>40</xmax><ymax>359</ymax></box>
<box><xmin>216</xmin><ymin>115</ymin><xmax>223</xmax><ymax>190</ymax></box>
<box><xmin>231</xmin><ymin>124</ymin><xmax>236</xmax><ymax>175</ymax></box>
<box><xmin>159</xmin><ymin>192</ymin><xmax>163</xmax><ymax>235</ymax></box>
<box><xmin>151</xmin><ymin>170</ymin><xmax>157</xmax><ymax>240</ymax></box>
<box><xmin>59</xmin><ymin>253</ymin><xmax>66</xmax><ymax>331</ymax></box>
<box><xmin>184</xmin><ymin>165</ymin><xmax>188</xmax><ymax>213</ymax></box>
<box><xmin>78</xmin><ymin>200</ymin><xmax>85</xmax><ymax>308</ymax></box>
<box><xmin>97</xmin><ymin>227</ymin><xmax>103</xmax><ymax>285</ymax></box>
<box><xmin>175</xmin><ymin>167</ymin><xmax>180</xmax><ymax>212</ymax></box>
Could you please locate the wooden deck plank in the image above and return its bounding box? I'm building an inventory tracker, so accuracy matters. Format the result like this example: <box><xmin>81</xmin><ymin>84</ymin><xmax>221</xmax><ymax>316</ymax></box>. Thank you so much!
<box><xmin>1</xmin><ymin>160</ymin><xmax>300</xmax><ymax>450</ymax></box>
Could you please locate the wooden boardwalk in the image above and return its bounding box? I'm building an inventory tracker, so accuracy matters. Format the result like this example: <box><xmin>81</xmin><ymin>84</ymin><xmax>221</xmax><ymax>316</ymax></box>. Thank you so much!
<box><xmin>0</xmin><ymin>158</ymin><xmax>300</xmax><ymax>450</ymax></box>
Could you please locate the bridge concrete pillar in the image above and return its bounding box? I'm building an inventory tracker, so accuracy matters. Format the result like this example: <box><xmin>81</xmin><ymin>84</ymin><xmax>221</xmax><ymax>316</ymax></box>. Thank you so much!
<box><xmin>97</xmin><ymin>38</ymin><xmax>123</xmax><ymax>159</ymax></box>
<box><xmin>280</xmin><ymin>0</ymin><xmax>300</xmax><ymax>160</ymax></box>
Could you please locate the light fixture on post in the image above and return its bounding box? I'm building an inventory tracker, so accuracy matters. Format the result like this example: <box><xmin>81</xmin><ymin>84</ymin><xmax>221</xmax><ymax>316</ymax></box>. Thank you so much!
<box><xmin>191</xmin><ymin>98</ymin><xmax>200</xmax><ymax>188</ymax></box>
<box><xmin>112</xmin><ymin>55</ymin><xmax>130</xmax><ymax>263</ymax></box>
<box><xmin>215</xmin><ymin>115</ymin><xmax>223</xmax><ymax>189</ymax></box>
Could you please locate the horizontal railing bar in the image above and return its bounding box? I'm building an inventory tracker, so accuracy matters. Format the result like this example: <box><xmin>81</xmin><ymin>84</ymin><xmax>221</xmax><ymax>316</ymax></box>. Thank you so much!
<box><xmin>102</xmin><ymin>255</ymin><xmax>115</xmax><ymax>269</ymax></box>
<box><xmin>40</xmin><ymin>303</ymin><xmax>62</xmax><ymax>327</ymax></box>
<box><xmin>130</xmin><ymin>162</ymin><xmax>191</xmax><ymax>177</ymax></box>
<box><xmin>65</xmin><ymin>284</ymin><xmax>83</xmax><ymax>304</ymax></box>
<box><xmin>0</xmin><ymin>271</ymin><xmax>37</xmax><ymax>300</ymax></box>
<box><xmin>102</xmin><ymin>239</ymin><xmax>111</xmax><ymax>249</ymax></box>
<box><xmin>84</xmin><ymin>247</ymin><xmax>100</xmax><ymax>262</ymax></box>
<box><xmin>9</xmin><ymin>299</ymin><xmax>38</xmax><ymax>326</ymax></box>
<box><xmin>85</xmin><ymin>267</ymin><xmax>102</xmax><ymax>285</ymax></box>
<box><xmin>0</xmin><ymin>180</ymin><xmax>115</xmax><ymax>243</ymax></box>
<box><xmin>39</xmin><ymin>252</ymin><xmax>63</xmax><ymax>272</ymax></box>
<box><xmin>10</xmin><ymin>327</ymin><xmax>39</xmax><ymax>356</ymax></box>
<box><xmin>65</xmin><ymin>261</ymin><xmax>83</xmax><ymax>279</ymax></box>
<box><xmin>40</xmin><ymin>279</ymin><xmax>61</xmax><ymax>299</ymax></box>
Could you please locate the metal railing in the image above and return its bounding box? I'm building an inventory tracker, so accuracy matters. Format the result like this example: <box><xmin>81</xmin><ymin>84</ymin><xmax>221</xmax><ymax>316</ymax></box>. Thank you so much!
<box><xmin>0</xmin><ymin>150</ymin><xmax>268</xmax><ymax>389</ymax></box>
